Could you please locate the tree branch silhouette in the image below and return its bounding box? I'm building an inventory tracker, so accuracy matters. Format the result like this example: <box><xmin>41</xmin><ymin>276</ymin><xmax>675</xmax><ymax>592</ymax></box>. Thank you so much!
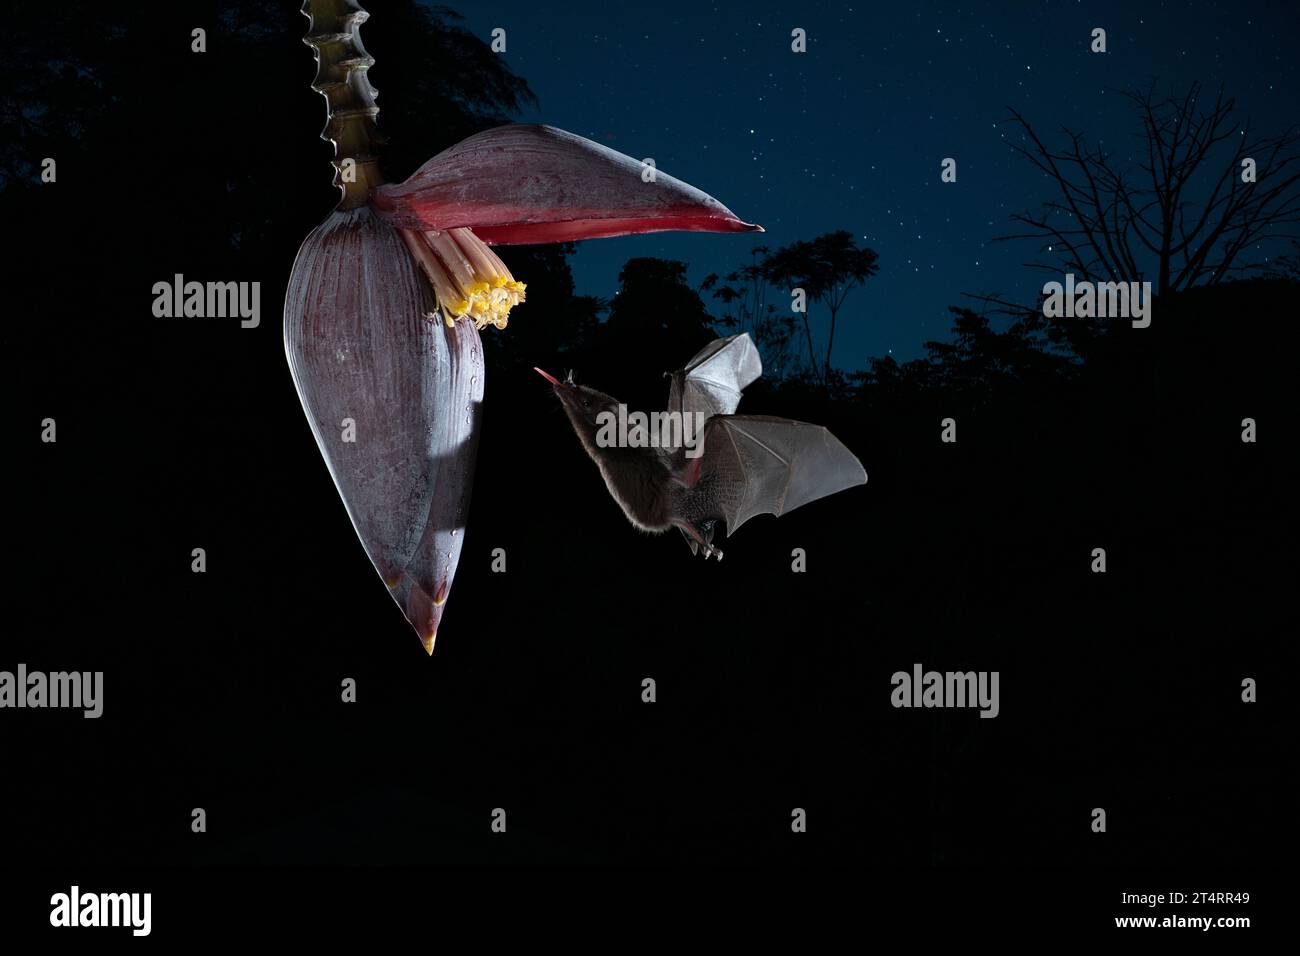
<box><xmin>995</xmin><ymin>81</ymin><xmax>1300</xmax><ymax>297</ymax></box>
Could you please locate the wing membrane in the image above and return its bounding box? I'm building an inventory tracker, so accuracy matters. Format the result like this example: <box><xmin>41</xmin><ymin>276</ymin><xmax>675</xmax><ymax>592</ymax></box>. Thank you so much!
<box><xmin>665</xmin><ymin>333</ymin><xmax>762</xmax><ymax>424</ymax></box>
<box><xmin>704</xmin><ymin>415</ymin><xmax>867</xmax><ymax>533</ymax></box>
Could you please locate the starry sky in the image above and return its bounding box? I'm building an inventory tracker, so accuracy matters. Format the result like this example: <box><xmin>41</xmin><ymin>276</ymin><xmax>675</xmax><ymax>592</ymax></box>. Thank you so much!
<box><xmin>451</xmin><ymin>0</ymin><xmax>1297</xmax><ymax>365</ymax></box>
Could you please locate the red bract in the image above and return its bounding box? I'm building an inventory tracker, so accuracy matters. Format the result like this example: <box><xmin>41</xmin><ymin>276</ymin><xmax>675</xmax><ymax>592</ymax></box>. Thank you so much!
<box><xmin>372</xmin><ymin>124</ymin><xmax>763</xmax><ymax>245</ymax></box>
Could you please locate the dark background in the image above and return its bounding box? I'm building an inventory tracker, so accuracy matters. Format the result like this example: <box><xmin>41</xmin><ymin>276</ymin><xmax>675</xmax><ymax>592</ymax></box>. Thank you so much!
<box><xmin>4</xmin><ymin>0</ymin><xmax>1294</xmax><ymax>880</ymax></box>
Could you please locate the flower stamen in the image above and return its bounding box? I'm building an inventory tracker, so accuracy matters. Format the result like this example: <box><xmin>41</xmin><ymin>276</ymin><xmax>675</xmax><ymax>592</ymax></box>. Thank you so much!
<box><xmin>400</xmin><ymin>226</ymin><xmax>525</xmax><ymax>330</ymax></box>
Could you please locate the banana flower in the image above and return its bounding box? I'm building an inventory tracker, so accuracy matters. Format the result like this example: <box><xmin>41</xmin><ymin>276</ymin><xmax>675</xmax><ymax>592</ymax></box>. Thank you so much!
<box><xmin>286</xmin><ymin>0</ymin><xmax>759</xmax><ymax>653</ymax></box>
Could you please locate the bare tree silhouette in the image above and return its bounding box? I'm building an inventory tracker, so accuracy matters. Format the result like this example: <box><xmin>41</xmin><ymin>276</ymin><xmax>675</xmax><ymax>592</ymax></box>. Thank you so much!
<box><xmin>994</xmin><ymin>81</ymin><xmax>1300</xmax><ymax>298</ymax></box>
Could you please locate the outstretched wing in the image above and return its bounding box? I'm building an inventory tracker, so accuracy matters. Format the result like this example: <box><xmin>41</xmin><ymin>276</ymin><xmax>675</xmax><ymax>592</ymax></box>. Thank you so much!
<box><xmin>666</xmin><ymin>333</ymin><xmax>762</xmax><ymax>424</ymax></box>
<box><xmin>699</xmin><ymin>415</ymin><xmax>867</xmax><ymax>535</ymax></box>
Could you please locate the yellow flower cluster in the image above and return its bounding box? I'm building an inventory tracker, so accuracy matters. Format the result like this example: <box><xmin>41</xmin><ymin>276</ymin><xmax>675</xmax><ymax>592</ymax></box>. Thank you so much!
<box><xmin>402</xmin><ymin>226</ymin><xmax>526</xmax><ymax>330</ymax></box>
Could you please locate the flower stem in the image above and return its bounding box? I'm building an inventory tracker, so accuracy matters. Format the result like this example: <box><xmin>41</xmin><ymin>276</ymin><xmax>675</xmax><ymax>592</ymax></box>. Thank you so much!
<box><xmin>302</xmin><ymin>0</ymin><xmax>385</xmax><ymax>209</ymax></box>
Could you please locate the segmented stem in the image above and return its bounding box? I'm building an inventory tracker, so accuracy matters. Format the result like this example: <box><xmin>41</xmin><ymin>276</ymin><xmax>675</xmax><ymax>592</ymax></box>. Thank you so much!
<box><xmin>302</xmin><ymin>0</ymin><xmax>385</xmax><ymax>209</ymax></box>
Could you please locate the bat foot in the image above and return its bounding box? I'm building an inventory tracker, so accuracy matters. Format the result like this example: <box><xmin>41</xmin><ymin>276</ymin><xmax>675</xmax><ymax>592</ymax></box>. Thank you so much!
<box><xmin>676</xmin><ymin>520</ymin><xmax>723</xmax><ymax>560</ymax></box>
<box><xmin>696</xmin><ymin>533</ymin><xmax>724</xmax><ymax>561</ymax></box>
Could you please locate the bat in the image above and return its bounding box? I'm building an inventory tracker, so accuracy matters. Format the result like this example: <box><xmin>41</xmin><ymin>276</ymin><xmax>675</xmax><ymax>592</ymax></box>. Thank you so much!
<box><xmin>536</xmin><ymin>333</ymin><xmax>867</xmax><ymax>558</ymax></box>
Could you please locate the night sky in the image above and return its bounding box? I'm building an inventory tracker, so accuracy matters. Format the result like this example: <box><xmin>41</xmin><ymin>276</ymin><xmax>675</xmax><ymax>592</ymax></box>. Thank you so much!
<box><xmin>450</xmin><ymin>0</ymin><xmax>1297</xmax><ymax>364</ymax></box>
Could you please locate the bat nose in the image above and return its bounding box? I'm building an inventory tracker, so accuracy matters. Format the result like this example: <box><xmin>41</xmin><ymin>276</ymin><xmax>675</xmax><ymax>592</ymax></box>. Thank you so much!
<box><xmin>533</xmin><ymin>366</ymin><xmax>562</xmax><ymax>387</ymax></box>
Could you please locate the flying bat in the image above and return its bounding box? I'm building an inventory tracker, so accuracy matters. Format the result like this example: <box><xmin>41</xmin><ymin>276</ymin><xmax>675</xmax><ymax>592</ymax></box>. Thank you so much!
<box><xmin>536</xmin><ymin>333</ymin><xmax>867</xmax><ymax>559</ymax></box>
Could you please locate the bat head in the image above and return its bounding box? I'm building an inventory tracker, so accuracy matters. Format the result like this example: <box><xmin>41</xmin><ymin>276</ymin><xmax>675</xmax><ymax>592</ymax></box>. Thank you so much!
<box><xmin>534</xmin><ymin>367</ymin><xmax>621</xmax><ymax>458</ymax></box>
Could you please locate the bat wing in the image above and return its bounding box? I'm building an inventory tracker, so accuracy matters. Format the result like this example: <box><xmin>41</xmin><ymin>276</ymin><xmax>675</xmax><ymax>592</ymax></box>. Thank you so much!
<box><xmin>666</xmin><ymin>333</ymin><xmax>762</xmax><ymax>423</ymax></box>
<box><xmin>700</xmin><ymin>415</ymin><xmax>867</xmax><ymax>535</ymax></box>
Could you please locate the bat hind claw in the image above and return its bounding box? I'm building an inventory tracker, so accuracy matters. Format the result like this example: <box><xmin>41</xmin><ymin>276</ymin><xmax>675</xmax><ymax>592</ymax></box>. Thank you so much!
<box><xmin>677</xmin><ymin>520</ymin><xmax>723</xmax><ymax>560</ymax></box>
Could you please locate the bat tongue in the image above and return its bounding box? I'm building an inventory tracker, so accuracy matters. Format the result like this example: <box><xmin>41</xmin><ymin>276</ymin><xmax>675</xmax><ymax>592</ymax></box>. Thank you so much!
<box><xmin>533</xmin><ymin>367</ymin><xmax>562</xmax><ymax>386</ymax></box>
